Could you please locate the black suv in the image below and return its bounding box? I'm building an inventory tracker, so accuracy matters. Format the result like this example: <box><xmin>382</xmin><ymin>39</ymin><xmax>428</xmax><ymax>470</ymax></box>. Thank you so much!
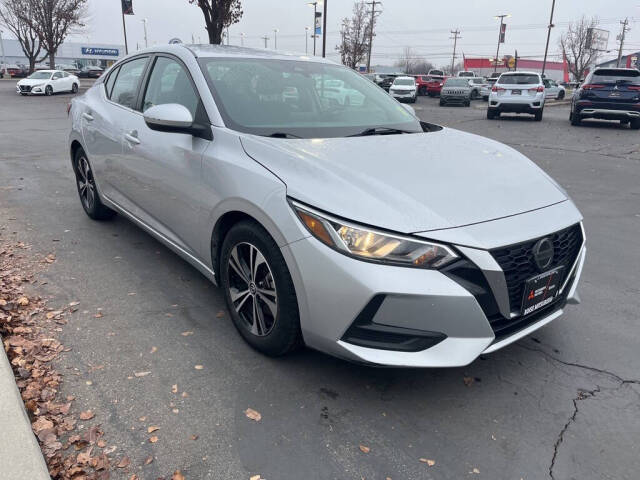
<box><xmin>570</xmin><ymin>68</ymin><xmax>640</xmax><ymax>129</ymax></box>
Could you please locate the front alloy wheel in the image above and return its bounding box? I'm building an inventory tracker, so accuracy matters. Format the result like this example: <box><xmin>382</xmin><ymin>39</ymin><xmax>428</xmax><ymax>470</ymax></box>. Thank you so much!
<box><xmin>45</xmin><ymin>85</ymin><xmax>53</xmax><ymax>96</ymax></box>
<box><xmin>227</xmin><ymin>242</ymin><xmax>278</xmax><ymax>337</ymax></box>
<box><xmin>221</xmin><ymin>221</ymin><xmax>301</xmax><ymax>356</ymax></box>
<box><xmin>73</xmin><ymin>148</ymin><xmax>116</xmax><ymax>220</ymax></box>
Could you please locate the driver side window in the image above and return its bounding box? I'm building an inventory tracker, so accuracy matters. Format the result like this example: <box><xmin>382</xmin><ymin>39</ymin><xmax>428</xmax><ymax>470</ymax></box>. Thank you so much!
<box><xmin>53</xmin><ymin>72</ymin><xmax>62</xmax><ymax>80</ymax></box>
<box><xmin>142</xmin><ymin>57</ymin><xmax>199</xmax><ymax>117</ymax></box>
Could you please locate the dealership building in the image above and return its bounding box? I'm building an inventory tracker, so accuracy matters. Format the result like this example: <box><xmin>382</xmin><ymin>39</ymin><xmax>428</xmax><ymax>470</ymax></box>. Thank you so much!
<box><xmin>1</xmin><ymin>38</ymin><xmax>125</xmax><ymax>68</ymax></box>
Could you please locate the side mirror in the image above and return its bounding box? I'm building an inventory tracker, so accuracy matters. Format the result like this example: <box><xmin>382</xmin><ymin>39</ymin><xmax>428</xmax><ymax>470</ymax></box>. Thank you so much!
<box><xmin>401</xmin><ymin>103</ymin><xmax>416</xmax><ymax>116</ymax></box>
<box><xmin>144</xmin><ymin>104</ymin><xmax>194</xmax><ymax>134</ymax></box>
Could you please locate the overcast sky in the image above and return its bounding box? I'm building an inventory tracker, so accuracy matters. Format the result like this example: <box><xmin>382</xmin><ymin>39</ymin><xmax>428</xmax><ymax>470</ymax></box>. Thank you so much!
<box><xmin>65</xmin><ymin>0</ymin><xmax>640</xmax><ymax>67</ymax></box>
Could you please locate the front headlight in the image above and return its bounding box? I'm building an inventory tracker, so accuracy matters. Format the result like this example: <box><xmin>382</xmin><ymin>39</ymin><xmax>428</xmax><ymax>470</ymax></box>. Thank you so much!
<box><xmin>291</xmin><ymin>201</ymin><xmax>458</xmax><ymax>269</ymax></box>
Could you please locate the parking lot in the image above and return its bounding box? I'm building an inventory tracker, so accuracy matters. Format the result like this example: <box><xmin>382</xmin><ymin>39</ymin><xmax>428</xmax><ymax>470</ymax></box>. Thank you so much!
<box><xmin>1</xmin><ymin>79</ymin><xmax>639</xmax><ymax>479</ymax></box>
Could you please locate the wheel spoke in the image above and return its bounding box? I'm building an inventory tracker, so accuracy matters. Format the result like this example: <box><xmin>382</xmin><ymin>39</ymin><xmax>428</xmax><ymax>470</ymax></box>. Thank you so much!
<box><xmin>229</xmin><ymin>247</ymin><xmax>250</xmax><ymax>284</ymax></box>
<box><xmin>77</xmin><ymin>161</ymin><xmax>87</xmax><ymax>182</ymax></box>
<box><xmin>250</xmin><ymin>297</ymin><xmax>259</xmax><ymax>335</ymax></box>
<box><xmin>252</xmin><ymin>247</ymin><xmax>267</xmax><ymax>282</ymax></box>
<box><xmin>232</xmin><ymin>289</ymin><xmax>251</xmax><ymax>313</ymax></box>
<box><xmin>258</xmin><ymin>292</ymin><xmax>277</xmax><ymax>319</ymax></box>
<box><xmin>86</xmin><ymin>185</ymin><xmax>95</xmax><ymax>207</ymax></box>
<box><xmin>254</xmin><ymin>299</ymin><xmax>268</xmax><ymax>335</ymax></box>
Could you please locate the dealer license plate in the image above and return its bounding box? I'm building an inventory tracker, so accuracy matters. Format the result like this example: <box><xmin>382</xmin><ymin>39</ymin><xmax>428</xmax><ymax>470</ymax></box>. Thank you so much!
<box><xmin>521</xmin><ymin>266</ymin><xmax>565</xmax><ymax>316</ymax></box>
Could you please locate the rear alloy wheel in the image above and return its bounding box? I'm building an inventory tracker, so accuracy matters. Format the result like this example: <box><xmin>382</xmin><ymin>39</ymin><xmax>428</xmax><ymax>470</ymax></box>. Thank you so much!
<box><xmin>71</xmin><ymin>83</ymin><xmax>78</xmax><ymax>93</ymax></box>
<box><xmin>557</xmin><ymin>90</ymin><xmax>565</xmax><ymax>100</ymax></box>
<box><xmin>45</xmin><ymin>85</ymin><xmax>53</xmax><ymax>96</ymax></box>
<box><xmin>221</xmin><ymin>221</ymin><xmax>301</xmax><ymax>356</ymax></box>
<box><xmin>74</xmin><ymin>148</ymin><xmax>116</xmax><ymax>220</ymax></box>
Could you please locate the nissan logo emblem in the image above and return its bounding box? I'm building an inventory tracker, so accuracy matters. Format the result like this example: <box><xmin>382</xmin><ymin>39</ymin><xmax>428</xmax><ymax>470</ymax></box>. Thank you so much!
<box><xmin>532</xmin><ymin>237</ymin><xmax>554</xmax><ymax>271</ymax></box>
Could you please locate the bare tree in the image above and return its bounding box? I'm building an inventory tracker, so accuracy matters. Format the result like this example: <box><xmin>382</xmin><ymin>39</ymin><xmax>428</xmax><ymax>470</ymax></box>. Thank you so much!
<box><xmin>190</xmin><ymin>0</ymin><xmax>243</xmax><ymax>45</ymax></box>
<box><xmin>336</xmin><ymin>2</ymin><xmax>372</xmax><ymax>70</ymax></box>
<box><xmin>0</xmin><ymin>0</ymin><xmax>46</xmax><ymax>73</ymax></box>
<box><xmin>559</xmin><ymin>15</ymin><xmax>601</xmax><ymax>82</ymax></box>
<box><xmin>28</xmin><ymin>0</ymin><xmax>88</xmax><ymax>68</ymax></box>
<box><xmin>393</xmin><ymin>48</ymin><xmax>434</xmax><ymax>74</ymax></box>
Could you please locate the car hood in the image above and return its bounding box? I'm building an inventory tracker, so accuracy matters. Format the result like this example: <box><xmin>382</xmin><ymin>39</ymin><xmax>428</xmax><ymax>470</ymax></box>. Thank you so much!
<box><xmin>240</xmin><ymin>127</ymin><xmax>567</xmax><ymax>234</ymax></box>
<box><xmin>391</xmin><ymin>86</ymin><xmax>415</xmax><ymax>90</ymax></box>
<box><xmin>18</xmin><ymin>78</ymin><xmax>49</xmax><ymax>86</ymax></box>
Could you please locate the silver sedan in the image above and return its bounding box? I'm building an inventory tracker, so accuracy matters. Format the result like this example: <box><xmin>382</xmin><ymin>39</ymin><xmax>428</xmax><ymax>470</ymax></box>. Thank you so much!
<box><xmin>68</xmin><ymin>45</ymin><xmax>585</xmax><ymax>367</ymax></box>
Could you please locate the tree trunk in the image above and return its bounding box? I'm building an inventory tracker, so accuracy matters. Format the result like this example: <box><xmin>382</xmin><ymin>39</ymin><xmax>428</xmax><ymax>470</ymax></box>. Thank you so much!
<box><xmin>29</xmin><ymin>58</ymin><xmax>36</xmax><ymax>74</ymax></box>
<box><xmin>206</xmin><ymin>25</ymin><xmax>223</xmax><ymax>44</ymax></box>
<box><xmin>49</xmin><ymin>52</ymin><xmax>55</xmax><ymax>69</ymax></box>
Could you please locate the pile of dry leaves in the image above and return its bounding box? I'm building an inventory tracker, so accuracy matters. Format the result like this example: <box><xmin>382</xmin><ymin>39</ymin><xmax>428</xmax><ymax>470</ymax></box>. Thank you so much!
<box><xmin>0</xmin><ymin>242</ymin><xmax>185</xmax><ymax>480</ymax></box>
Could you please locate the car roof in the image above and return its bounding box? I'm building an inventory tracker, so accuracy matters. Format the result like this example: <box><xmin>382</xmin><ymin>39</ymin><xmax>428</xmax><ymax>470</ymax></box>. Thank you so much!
<box><xmin>500</xmin><ymin>71</ymin><xmax>539</xmax><ymax>75</ymax></box>
<box><xmin>394</xmin><ymin>76</ymin><xmax>415</xmax><ymax>81</ymax></box>
<box><xmin>177</xmin><ymin>44</ymin><xmax>336</xmax><ymax>64</ymax></box>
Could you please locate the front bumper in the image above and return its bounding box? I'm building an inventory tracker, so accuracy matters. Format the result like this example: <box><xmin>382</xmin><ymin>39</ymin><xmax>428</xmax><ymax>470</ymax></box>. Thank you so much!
<box><xmin>16</xmin><ymin>85</ymin><xmax>45</xmax><ymax>95</ymax></box>
<box><xmin>281</xmin><ymin>214</ymin><xmax>585</xmax><ymax>367</ymax></box>
<box><xmin>441</xmin><ymin>93</ymin><xmax>470</xmax><ymax>103</ymax></box>
<box><xmin>390</xmin><ymin>90</ymin><xmax>416</xmax><ymax>101</ymax></box>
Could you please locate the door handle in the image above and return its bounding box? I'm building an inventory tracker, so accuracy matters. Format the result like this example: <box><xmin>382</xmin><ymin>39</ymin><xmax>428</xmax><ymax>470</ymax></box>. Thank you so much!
<box><xmin>82</xmin><ymin>112</ymin><xmax>94</xmax><ymax>121</ymax></box>
<box><xmin>124</xmin><ymin>132</ymin><xmax>140</xmax><ymax>145</ymax></box>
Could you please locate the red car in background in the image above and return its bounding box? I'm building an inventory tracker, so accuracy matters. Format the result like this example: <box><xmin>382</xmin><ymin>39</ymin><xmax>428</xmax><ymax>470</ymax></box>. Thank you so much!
<box><xmin>412</xmin><ymin>75</ymin><xmax>431</xmax><ymax>96</ymax></box>
<box><xmin>426</xmin><ymin>75</ymin><xmax>447</xmax><ymax>97</ymax></box>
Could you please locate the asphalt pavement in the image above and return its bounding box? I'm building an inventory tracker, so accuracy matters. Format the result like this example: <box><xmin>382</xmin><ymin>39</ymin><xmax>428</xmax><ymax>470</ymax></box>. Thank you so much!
<box><xmin>0</xmin><ymin>81</ymin><xmax>639</xmax><ymax>480</ymax></box>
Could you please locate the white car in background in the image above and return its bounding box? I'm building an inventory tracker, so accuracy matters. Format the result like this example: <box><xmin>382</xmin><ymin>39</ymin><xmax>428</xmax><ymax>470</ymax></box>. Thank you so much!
<box><xmin>389</xmin><ymin>76</ymin><xmax>417</xmax><ymax>103</ymax></box>
<box><xmin>320</xmin><ymin>79</ymin><xmax>365</xmax><ymax>106</ymax></box>
<box><xmin>487</xmin><ymin>71</ymin><xmax>545</xmax><ymax>121</ymax></box>
<box><xmin>16</xmin><ymin>69</ymin><xmax>80</xmax><ymax>96</ymax></box>
<box><xmin>543</xmin><ymin>78</ymin><xmax>566</xmax><ymax>100</ymax></box>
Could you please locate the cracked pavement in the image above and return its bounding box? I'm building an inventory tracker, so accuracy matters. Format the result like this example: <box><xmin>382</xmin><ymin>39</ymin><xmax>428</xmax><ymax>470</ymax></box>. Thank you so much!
<box><xmin>1</xmin><ymin>82</ymin><xmax>639</xmax><ymax>479</ymax></box>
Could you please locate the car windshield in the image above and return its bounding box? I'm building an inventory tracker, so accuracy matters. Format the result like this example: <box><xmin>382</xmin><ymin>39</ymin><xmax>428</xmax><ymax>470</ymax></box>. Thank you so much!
<box><xmin>393</xmin><ymin>78</ymin><xmax>414</xmax><ymax>86</ymax></box>
<box><xmin>470</xmin><ymin>78</ymin><xmax>484</xmax><ymax>84</ymax></box>
<box><xmin>591</xmin><ymin>69</ymin><xmax>640</xmax><ymax>84</ymax></box>
<box><xmin>199</xmin><ymin>58</ymin><xmax>421</xmax><ymax>138</ymax></box>
<box><xmin>445</xmin><ymin>78</ymin><xmax>468</xmax><ymax>87</ymax></box>
<box><xmin>458</xmin><ymin>72</ymin><xmax>474</xmax><ymax>77</ymax></box>
<box><xmin>28</xmin><ymin>71</ymin><xmax>52</xmax><ymax>80</ymax></box>
<box><xmin>499</xmin><ymin>74</ymin><xmax>539</xmax><ymax>85</ymax></box>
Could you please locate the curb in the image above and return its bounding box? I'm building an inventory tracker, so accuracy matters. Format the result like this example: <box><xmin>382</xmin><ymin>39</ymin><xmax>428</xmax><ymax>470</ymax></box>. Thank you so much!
<box><xmin>0</xmin><ymin>336</ymin><xmax>51</xmax><ymax>480</ymax></box>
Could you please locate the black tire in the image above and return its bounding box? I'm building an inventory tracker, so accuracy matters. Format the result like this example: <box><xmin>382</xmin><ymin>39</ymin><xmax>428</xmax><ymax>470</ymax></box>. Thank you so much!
<box><xmin>570</xmin><ymin>109</ymin><xmax>581</xmax><ymax>126</ymax></box>
<box><xmin>630</xmin><ymin>119</ymin><xmax>640</xmax><ymax>130</ymax></box>
<box><xmin>557</xmin><ymin>90</ymin><xmax>565</xmax><ymax>100</ymax></box>
<box><xmin>220</xmin><ymin>220</ymin><xmax>302</xmax><ymax>356</ymax></box>
<box><xmin>482</xmin><ymin>95</ymin><xmax>488</xmax><ymax>101</ymax></box>
<box><xmin>439</xmin><ymin>99</ymin><xmax>445</xmax><ymax>106</ymax></box>
<box><xmin>45</xmin><ymin>85</ymin><xmax>53</xmax><ymax>96</ymax></box>
<box><xmin>428</xmin><ymin>92</ymin><xmax>434</xmax><ymax>97</ymax></box>
<box><xmin>487</xmin><ymin>108</ymin><xmax>497</xmax><ymax>119</ymax></box>
<box><xmin>71</xmin><ymin>83</ymin><xmax>78</xmax><ymax>93</ymax></box>
<box><xmin>470</xmin><ymin>90</ymin><xmax>478</xmax><ymax>100</ymax></box>
<box><xmin>73</xmin><ymin>147</ymin><xmax>116</xmax><ymax>220</ymax></box>
<box><xmin>465</xmin><ymin>100</ymin><xmax>471</xmax><ymax>107</ymax></box>
<box><xmin>534</xmin><ymin>109</ymin><xmax>543</xmax><ymax>121</ymax></box>
<box><xmin>20</xmin><ymin>93</ymin><xmax>27</xmax><ymax>96</ymax></box>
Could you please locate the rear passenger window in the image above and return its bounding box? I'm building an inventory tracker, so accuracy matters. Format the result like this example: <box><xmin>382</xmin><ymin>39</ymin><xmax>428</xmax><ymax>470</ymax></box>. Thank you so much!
<box><xmin>105</xmin><ymin>67</ymin><xmax>119</xmax><ymax>98</ymax></box>
<box><xmin>110</xmin><ymin>57</ymin><xmax>148</xmax><ymax>109</ymax></box>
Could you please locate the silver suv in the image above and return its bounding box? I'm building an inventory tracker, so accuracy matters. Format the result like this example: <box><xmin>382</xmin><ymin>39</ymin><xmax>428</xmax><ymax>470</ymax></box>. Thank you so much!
<box><xmin>487</xmin><ymin>71</ymin><xmax>545</xmax><ymax>120</ymax></box>
<box><xmin>68</xmin><ymin>45</ymin><xmax>585</xmax><ymax>367</ymax></box>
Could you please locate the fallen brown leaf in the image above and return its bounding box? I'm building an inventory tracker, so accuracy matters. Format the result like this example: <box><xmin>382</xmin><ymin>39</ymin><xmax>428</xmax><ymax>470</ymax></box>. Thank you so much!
<box><xmin>149</xmin><ymin>436</ymin><xmax>158</xmax><ymax>443</ymax></box>
<box><xmin>216</xmin><ymin>311</ymin><xmax>224</xmax><ymax>318</ymax></box>
<box><xmin>172</xmin><ymin>471</ymin><xmax>185</xmax><ymax>480</ymax></box>
<box><xmin>143</xmin><ymin>455</ymin><xmax>153</xmax><ymax>465</ymax></box>
<box><xmin>172</xmin><ymin>384</ymin><xmax>178</xmax><ymax>393</ymax></box>
<box><xmin>194</xmin><ymin>365</ymin><xmax>203</xmax><ymax>370</ymax></box>
<box><xmin>471</xmin><ymin>467</ymin><xmax>480</xmax><ymax>474</ymax></box>
<box><xmin>250</xmin><ymin>476</ymin><xmax>261</xmax><ymax>480</ymax></box>
<box><xmin>359</xmin><ymin>445</ymin><xmax>370</xmax><ymax>454</ymax></box>
<box><xmin>190</xmin><ymin>435</ymin><xmax>198</xmax><ymax>440</ymax></box>
<box><xmin>17</xmin><ymin>296</ymin><xmax>29</xmax><ymax>306</ymax></box>
<box><xmin>463</xmin><ymin>376</ymin><xmax>474</xmax><ymax>386</ymax></box>
<box><xmin>139</xmin><ymin>416</ymin><xmax>147</xmax><ymax>422</ymax></box>
<box><xmin>117</xmin><ymin>456</ymin><xmax>130</xmax><ymax>468</ymax></box>
<box><xmin>134</xmin><ymin>371</ymin><xmax>151</xmax><ymax>377</ymax></box>
<box><xmin>150</xmin><ymin>346</ymin><xmax>157</xmax><ymax>354</ymax></box>
<box><xmin>79</xmin><ymin>410</ymin><xmax>95</xmax><ymax>420</ymax></box>
<box><xmin>94</xmin><ymin>311</ymin><xmax>104</xmax><ymax>318</ymax></box>
<box><xmin>245</xmin><ymin>408</ymin><xmax>262</xmax><ymax>422</ymax></box>
<box><xmin>181</xmin><ymin>331</ymin><xmax>194</xmax><ymax>336</ymax></box>
<box><xmin>419</xmin><ymin>458</ymin><xmax>436</xmax><ymax>467</ymax></box>
<box><xmin>147</xmin><ymin>426</ymin><xmax>159</xmax><ymax>433</ymax></box>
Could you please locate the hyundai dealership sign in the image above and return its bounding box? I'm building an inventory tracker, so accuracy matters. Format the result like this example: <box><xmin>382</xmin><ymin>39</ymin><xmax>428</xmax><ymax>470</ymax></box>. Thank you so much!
<box><xmin>81</xmin><ymin>47</ymin><xmax>120</xmax><ymax>57</ymax></box>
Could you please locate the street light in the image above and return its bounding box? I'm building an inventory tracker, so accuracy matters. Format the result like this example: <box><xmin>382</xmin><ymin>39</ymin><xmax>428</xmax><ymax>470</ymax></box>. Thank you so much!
<box><xmin>0</xmin><ymin>30</ymin><xmax>6</xmax><ymax>78</ymax></box>
<box><xmin>305</xmin><ymin>26</ymin><xmax>311</xmax><ymax>55</ymax></box>
<box><xmin>141</xmin><ymin>19</ymin><xmax>148</xmax><ymax>49</ymax></box>
<box><xmin>493</xmin><ymin>14</ymin><xmax>511</xmax><ymax>73</ymax></box>
<box><xmin>240</xmin><ymin>32</ymin><xmax>246</xmax><ymax>47</ymax></box>
<box><xmin>273</xmin><ymin>28</ymin><xmax>279</xmax><ymax>50</ymax></box>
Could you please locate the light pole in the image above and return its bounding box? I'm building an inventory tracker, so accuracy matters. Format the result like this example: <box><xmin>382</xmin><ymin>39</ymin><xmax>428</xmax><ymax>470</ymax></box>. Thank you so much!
<box><xmin>305</xmin><ymin>26</ymin><xmax>310</xmax><ymax>55</ymax></box>
<box><xmin>273</xmin><ymin>28</ymin><xmax>279</xmax><ymax>49</ymax></box>
<box><xmin>493</xmin><ymin>14</ymin><xmax>510</xmax><ymax>73</ymax></box>
<box><xmin>240</xmin><ymin>32</ymin><xmax>246</xmax><ymax>47</ymax></box>
<box><xmin>141</xmin><ymin>19</ymin><xmax>148</xmax><ymax>49</ymax></box>
<box><xmin>307</xmin><ymin>1</ymin><xmax>321</xmax><ymax>56</ymax></box>
<box><xmin>322</xmin><ymin>0</ymin><xmax>327</xmax><ymax>57</ymax></box>
<box><xmin>541</xmin><ymin>0</ymin><xmax>555</xmax><ymax>76</ymax></box>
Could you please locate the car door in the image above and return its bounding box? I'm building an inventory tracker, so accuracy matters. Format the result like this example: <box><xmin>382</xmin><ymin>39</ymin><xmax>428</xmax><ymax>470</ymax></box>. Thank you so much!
<box><xmin>90</xmin><ymin>56</ymin><xmax>150</xmax><ymax>208</ymax></box>
<box><xmin>119</xmin><ymin>54</ymin><xmax>211</xmax><ymax>256</ymax></box>
<box><xmin>543</xmin><ymin>79</ymin><xmax>557</xmax><ymax>99</ymax></box>
<box><xmin>51</xmin><ymin>71</ymin><xmax>64</xmax><ymax>92</ymax></box>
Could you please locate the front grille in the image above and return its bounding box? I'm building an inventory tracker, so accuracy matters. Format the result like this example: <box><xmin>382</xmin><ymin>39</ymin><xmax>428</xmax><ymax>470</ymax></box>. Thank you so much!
<box><xmin>490</xmin><ymin>224</ymin><xmax>583</xmax><ymax>313</ymax></box>
<box><xmin>19</xmin><ymin>85</ymin><xmax>31</xmax><ymax>92</ymax></box>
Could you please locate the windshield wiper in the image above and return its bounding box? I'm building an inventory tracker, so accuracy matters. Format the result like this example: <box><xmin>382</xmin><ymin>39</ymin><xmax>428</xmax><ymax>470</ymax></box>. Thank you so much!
<box><xmin>348</xmin><ymin>127</ymin><xmax>415</xmax><ymax>137</ymax></box>
<box><xmin>266</xmin><ymin>132</ymin><xmax>302</xmax><ymax>139</ymax></box>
